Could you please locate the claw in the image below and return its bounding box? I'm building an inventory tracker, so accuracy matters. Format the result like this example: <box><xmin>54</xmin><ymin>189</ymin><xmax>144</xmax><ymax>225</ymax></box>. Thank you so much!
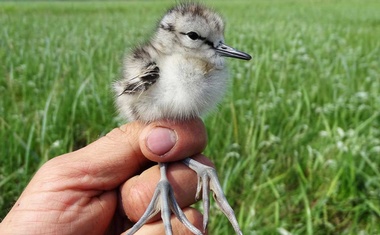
<box><xmin>182</xmin><ymin>157</ymin><xmax>243</xmax><ymax>235</ymax></box>
<box><xmin>125</xmin><ymin>163</ymin><xmax>202</xmax><ymax>235</ymax></box>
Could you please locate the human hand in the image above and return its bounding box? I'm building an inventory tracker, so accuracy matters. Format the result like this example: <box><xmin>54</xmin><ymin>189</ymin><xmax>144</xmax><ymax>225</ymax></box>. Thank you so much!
<box><xmin>0</xmin><ymin>118</ymin><xmax>209</xmax><ymax>235</ymax></box>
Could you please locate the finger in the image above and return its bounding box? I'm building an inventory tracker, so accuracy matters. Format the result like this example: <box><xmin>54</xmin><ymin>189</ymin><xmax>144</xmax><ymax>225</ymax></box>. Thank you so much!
<box><xmin>34</xmin><ymin>118</ymin><xmax>207</xmax><ymax>192</ymax></box>
<box><xmin>129</xmin><ymin>208</ymin><xmax>207</xmax><ymax>235</ymax></box>
<box><xmin>120</xmin><ymin>155</ymin><xmax>213</xmax><ymax>222</ymax></box>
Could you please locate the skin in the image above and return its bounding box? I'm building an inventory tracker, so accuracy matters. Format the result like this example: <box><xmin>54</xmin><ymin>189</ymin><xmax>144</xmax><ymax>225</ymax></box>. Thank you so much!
<box><xmin>0</xmin><ymin>118</ymin><xmax>210</xmax><ymax>235</ymax></box>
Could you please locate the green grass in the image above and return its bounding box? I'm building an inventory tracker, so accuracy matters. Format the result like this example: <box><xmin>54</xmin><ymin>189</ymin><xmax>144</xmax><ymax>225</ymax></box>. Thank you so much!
<box><xmin>1</xmin><ymin>1</ymin><xmax>380</xmax><ymax>234</ymax></box>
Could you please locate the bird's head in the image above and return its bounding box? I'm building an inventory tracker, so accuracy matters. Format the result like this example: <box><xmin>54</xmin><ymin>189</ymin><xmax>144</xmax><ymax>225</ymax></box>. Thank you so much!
<box><xmin>154</xmin><ymin>3</ymin><xmax>251</xmax><ymax>67</ymax></box>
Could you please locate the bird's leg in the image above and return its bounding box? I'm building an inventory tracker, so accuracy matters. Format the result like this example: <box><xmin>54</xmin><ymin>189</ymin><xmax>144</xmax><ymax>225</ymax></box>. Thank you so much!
<box><xmin>182</xmin><ymin>157</ymin><xmax>243</xmax><ymax>235</ymax></box>
<box><xmin>125</xmin><ymin>162</ymin><xmax>203</xmax><ymax>235</ymax></box>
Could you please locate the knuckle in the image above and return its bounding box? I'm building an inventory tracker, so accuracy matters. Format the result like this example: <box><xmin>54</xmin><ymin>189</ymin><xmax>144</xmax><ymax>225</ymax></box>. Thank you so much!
<box><xmin>123</xmin><ymin>177</ymin><xmax>156</xmax><ymax>222</ymax></box>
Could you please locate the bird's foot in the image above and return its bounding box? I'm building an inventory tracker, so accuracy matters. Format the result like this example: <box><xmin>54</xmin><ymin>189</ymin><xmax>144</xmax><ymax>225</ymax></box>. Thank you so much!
<box><xmin>182</xmin><ymin>157</ymin><xmax>243</xmax><ymax>235</ymax></box>
<box><xmin>125</xmin><ymin>163</ymin><xmax>202</xmax><ymax>235</ymax></box>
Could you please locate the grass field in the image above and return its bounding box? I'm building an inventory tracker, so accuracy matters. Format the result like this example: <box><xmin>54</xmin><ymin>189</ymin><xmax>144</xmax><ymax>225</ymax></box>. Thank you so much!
<box><xmin>1</xmin><ymin>0</ymin><xmax>380</xmax><ymax>234</ymax></box>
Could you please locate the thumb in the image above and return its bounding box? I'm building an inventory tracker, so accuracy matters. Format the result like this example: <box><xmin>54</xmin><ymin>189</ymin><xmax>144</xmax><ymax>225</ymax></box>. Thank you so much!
<box><xmin>32</xmin><ymin>118</ymin><xmax>207</xmax><ymax>191</ymax></box>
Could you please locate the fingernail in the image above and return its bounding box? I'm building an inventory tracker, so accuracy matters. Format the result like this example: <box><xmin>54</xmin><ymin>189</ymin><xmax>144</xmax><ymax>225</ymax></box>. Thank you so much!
<box><xmin>146</xmin><ymin>127</ymin><xmax>177</xmax><ymax>156</ymax></box>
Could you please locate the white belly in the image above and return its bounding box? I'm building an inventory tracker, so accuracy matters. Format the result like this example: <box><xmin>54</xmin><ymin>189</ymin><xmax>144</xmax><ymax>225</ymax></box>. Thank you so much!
<box><xmin>124</xmin><ymin>55</ymin><xmax>228</xmax><ymax>122</ymax></box>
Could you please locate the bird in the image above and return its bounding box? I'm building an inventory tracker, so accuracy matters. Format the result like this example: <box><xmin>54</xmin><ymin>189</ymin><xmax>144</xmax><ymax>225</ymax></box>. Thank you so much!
<box><xmin>113</xmin><ymin>3</ymin><xmax>251</xmax><ymax>235</ymax></box>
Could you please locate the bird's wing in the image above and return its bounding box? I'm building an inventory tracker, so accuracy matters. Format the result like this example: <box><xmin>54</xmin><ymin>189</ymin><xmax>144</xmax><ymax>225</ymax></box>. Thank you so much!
<box><xmin>119</xmin><ymin>62</ymin><xmax>159</xmax><ymax>95</ymax></box>
<box><xmin>118</xmin><ymin>45</ymin><xmax>160</xmax><ymax>96</ymax></box>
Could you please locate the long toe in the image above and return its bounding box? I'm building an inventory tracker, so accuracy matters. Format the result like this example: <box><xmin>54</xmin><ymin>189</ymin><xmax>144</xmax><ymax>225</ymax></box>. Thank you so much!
<box><xmin>125</xmin><ymin>163</ymin><xmax>203</xmax><ymax>235</ymax></box>
<box><xmin>182</xmin><ymin>157</ymin><xmax>243</xmax><ymax>235</ymax></box>
<box><xmin>125</xmin><ymin>183</ymin><xmax>162</xmax><ymax>235</ymax></box>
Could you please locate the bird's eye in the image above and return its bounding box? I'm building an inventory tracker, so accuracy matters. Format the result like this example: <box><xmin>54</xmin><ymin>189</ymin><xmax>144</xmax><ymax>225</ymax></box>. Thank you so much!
<box><xmin>186</xmin><ymin>32</ymin><xmax>200</xmax><ymax>40</ymax></box>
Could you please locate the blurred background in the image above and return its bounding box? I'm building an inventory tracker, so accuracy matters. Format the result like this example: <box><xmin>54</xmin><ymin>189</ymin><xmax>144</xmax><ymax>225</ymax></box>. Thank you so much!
<box><xmin>1</xmin><ymin>1</ymin><xmax>379</xmax><ymax>234</ymax></box>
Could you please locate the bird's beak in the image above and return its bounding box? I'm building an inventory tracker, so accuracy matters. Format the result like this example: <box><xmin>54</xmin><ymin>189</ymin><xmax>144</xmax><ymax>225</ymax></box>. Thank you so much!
<box><xmin>215</xmin><ymin>42</ymin><xmax>252</xmax><ymax>61</ymax></box>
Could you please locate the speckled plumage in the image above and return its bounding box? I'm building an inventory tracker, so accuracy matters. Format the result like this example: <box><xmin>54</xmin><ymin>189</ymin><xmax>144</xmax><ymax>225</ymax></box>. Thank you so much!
<box><xmin>113</xmin><ymin>3</ymin><xmax>229</xmax><ymax>122</ymax></box>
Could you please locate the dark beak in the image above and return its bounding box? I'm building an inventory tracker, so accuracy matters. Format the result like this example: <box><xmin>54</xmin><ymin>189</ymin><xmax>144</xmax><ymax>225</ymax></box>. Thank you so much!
<box><xmin>215</xmin><ymin>42</ymin><xmax>252</xmax><ymax>61</ymax></box>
